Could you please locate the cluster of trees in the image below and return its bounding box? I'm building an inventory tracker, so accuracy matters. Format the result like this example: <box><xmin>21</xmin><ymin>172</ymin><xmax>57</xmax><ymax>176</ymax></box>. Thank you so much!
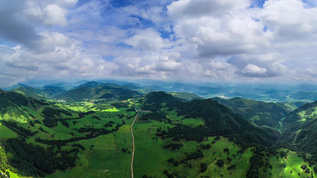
<box><xmin>71</xmin><ymin>143</ymin><xmax>86</xmax><ymax>151</ymax></box>
<box><xmin>43</xmin><ymin>117</ymin><xmax>70</xmax><ymax>128</ymax></box>
<box><xmin>36</xmin><ymin>121</ymin><xmax>125</xmax><ymax>147</ymax></box>
<box><xmin>4</xmin><ymin>138</ymin><xmax>77</xmax><ymax>177</ymax></box>
<box><xmin>76</xmin><ymin>121</ymin><xmax>124</xmax><ymax>136</ymax></box>
<box><xmin>1</xmin><ymin>120</ymin><xmax>38</xmax><ymax>137</ymax></box>
<box><xmin>111</xmin><ymin>102</ymin><xmax>129</xmax><ymax>108</ymax></box>
<box><xmin>156</xmin><ymin>125</ymin><xmax>211</xmax><ymax>142</ymax></box>
<box><xmin>42</xmin><ymin>107</ymin><xmax>71</xmax><ymax>118</ymax></box>
<box><xmin>0</xmin><ymin>146</ymin><xmax>10</xmax><ymax>178</ymax></box>
<box><xmin>200</xmin><ymin>163</ymin><xmax>207</xmax><ymax>173</ymax></box>
<box><xmin>121</xmin><ymin>148</ymin><xmax>130</xmax><ymax>153</ymax></box>
<box><xmin>216</xmin><ymin>159</ymin><xmax>225</xmax><ymax>167</ymax></box>
<box><xmin>246</xmin><ymin>147</ymin><xmax>273</xmax><ymax>178</ymax></box>
<box><xmin>140</xmin><ymin>112</ymin><xmax>167</xmax><ymax>122</ymax></box>
<box><xmin>163</xmin><ymin>143</ymin><xmax>183</xmax><ymax>150</ymax></box>
<box><xmin>167</xmin><ymin>158</ymin><xmax>179</xmax><ymax>166</ymax></box>
<box><xmin>185</xmin><ymin>150</ymin><xmax>204</xmax><ymax>161</ymax></box>
<box><xmin>163</xmin><ymin>170</ymin><xmax>174</xmax><ymax>178</ymax></box>
<box><xmin>78</xmin><ymin>111</ymin><xmax>95</xmax><ymax>118</ymax></box>
<box><xmin>198</xmin><ymin>143</ymin><xmax>211</xmax><ymax>150</ymax></box>
<box><xmin>42</xmin><ymin>107</ymin><xmax>73</xmax><ymax>127</ymax></box>
<box><xmin>35</xmin><ymin>137</ymin><xmax>87</xmax><ymax>147</ymax></box>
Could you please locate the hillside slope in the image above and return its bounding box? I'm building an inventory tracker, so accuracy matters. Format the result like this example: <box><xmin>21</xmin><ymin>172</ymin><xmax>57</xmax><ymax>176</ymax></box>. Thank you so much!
<box><xmin>55</xmin><ymin>81</ymin><xmax>141</xmax><ymax>102</ymax></box>
<box><xmin>141</xmin><ymin>92</ymin><xmax>278</xmax><ymax>146</ymax></box>
<box><xmin>212</xmin><ymin>97</ymin><xmax>293</xmax><ymax>128</ymax></box>
<box><xmin>281</xmin><ymin>101</ymin><xmax>317</xmax><ymax>153</ymax></box>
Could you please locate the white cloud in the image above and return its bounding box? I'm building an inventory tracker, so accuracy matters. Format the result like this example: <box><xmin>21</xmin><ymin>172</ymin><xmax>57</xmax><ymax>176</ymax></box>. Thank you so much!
<box><xmin>3</xmin><ymin>0</ymin><xmax>317</xmax><ymax>86</ymax></box>
<box><xmin>242</xmin><ymin>64</ymin><xmax>267</xmax><ymax>75</ymax></box>
<box><xmin>125</xmin><ymin>28</ymin><xmax>166</xmax><ymax>51</ymax></box>
<box><xmin>168</xmin><ymin>0</ymin><xmax>250</xmax><ymax>19</ymax></box>
<box><xmin>168</xmin><ymin>0</ymin><xmax>270</xmax><ymax>57</ymax></box>
<box><xmin>260</xmin><ymin>0</ymin><xmax>317</xmax><ymax>41</ymax></box>
<box><xmin>23</xmin><ymin>0</ymin><xmax>75</xmax><ymax>27</ymax></box>
<box><xmin>43</xmin><ymin>4</ymin><xmax>68</xmax><ymax>26</ymax></box>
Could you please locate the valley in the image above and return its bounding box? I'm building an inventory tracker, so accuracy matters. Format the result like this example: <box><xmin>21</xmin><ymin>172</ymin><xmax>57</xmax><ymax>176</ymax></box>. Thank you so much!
<box><xmin>1</xmin><ymin>82</ymin><xmax>317</xmax><ymax>177</ymax></box>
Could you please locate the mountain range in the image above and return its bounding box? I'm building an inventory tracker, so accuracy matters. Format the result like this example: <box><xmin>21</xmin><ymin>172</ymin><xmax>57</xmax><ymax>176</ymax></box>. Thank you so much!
<box><xmin>1</xmin><ymin>81</ymin><xmax>317</xmax><ymax>177</ymax></box>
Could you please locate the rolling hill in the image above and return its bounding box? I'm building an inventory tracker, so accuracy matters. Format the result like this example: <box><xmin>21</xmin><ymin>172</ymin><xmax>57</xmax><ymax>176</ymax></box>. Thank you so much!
<box><xmin>55</xmin><ymin>81</ymin><xmax>141</xmax><ymax>102</ymax></box>
<box><xmin>281</xmin><ymin>101</ymin><xmax>317</xmax><ymax>153</ymax></box>
<box><xmin>212</xmin><ymin>97</ymin><xmax>294</xmax><ymax>128</ymax></box>
<box><xmin>1</xmin><ymin>85</ymin><xmax>317</xmax><ymax>177</ymax></box>
<box><xmin>141</xmin><ymin>92</ymin><xmax>278</xmax><ymax>146</ymax></box>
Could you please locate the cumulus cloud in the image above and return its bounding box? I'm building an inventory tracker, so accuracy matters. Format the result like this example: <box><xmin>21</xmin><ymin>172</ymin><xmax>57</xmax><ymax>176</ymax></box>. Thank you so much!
<box><xmin>242</xmin><ymin>64</ymin><xmax>267</xmax><ymax>75</ymax></box>
<box><xmin>228</xmin><ymin>54</ymin><xmax>287</xmax><ymax>77</ymax></box>
<box><xmin>125</xmin><ymin>28</ymin><xmax>166</xmax><ymax>51</ymax></box>
<box><xmin>3</xmin><ymin>0</ymin><xmax>317</xmax><ymax>86</ymax></box>
<box><xmin>168</xmin><ymin>0</ymin><xmax>250</xmax><ymax>19</ymax></box>
<box><xmin>167</xmin><ymin>0</ymin><xmax>270</xmax><ymax>57</ymax></box>
<box><xmin>260</xmin><ymin>0</ymin><xmax>317</xmax><ymax>41</ymax></box>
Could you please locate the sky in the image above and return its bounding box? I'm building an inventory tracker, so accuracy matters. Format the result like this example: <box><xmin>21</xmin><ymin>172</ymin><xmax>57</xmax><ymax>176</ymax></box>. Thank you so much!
<box><xmin>1</xmin><ymin>0</ymin><xmax>317</xmax><ymax>87</ymax></box>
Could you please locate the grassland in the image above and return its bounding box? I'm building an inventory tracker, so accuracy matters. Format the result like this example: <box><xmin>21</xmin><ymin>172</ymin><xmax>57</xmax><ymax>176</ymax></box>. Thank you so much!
<box><xmin>0</xmin><ymin>97</ymin><xmax>316</xmax><ymax>178</ymax></box>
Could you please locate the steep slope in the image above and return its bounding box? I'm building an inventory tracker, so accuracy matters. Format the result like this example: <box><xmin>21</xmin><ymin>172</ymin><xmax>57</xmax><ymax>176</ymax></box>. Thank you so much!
<box><xmin>281</xmin><ymin>101</ymin><xmax>317</xmax><ymax>153</ymax></box>
<box><xmin>55</xmin><ymin>81</ymin><xmax>141</xmax><ymax>102</ymax></box>
<box><xmin>141</xmin><ymin>92</ymin><xmax>278</xmax><ymax>146</ymax></box>
<box><xmin>212</xmin><ymin>97</ymin><xmax>292</xmax><ymax>128</ymax></box>
<box><xmin>0</xmin><ymin>92</ymin><xmax>47</xmax><ymax>122</ymax></box>
<box><xmin>283</xmin><ymin>100</ymin><xmax>317</xmax><ymax>124</ymax></box>
<box><xmin>12</xmin><ymin>85</ymin><xmax>49</xmax><ymax>100</ymax></box>
<box><xmin>0</xmin><ymin>89</ymin><xmax>5</xmax><ymax>94</ymax></box>
<box><xmin>281</xmin><ymin>119</ymin><xmax>317</xmax><ymax>153</ymax></box>
<box><xmin>0</xmin><ymin>91</ymin><xmax>124</xmax><ymax>177</ymax></box>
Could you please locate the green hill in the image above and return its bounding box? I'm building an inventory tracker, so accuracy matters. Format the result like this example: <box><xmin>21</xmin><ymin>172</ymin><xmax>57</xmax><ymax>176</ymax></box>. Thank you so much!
<box><xmin>141</xmin><ymin>92</ymin><xmax>277</xmax><ymax>146</ymax></box>
<box><xmin>290</xmin><ymin>91</ymin><xmax>317</xmax><ymax>101</ymax></box>
<box><xmin>12</xmin><ymin>85</ymin><xmax>50</xmax><ymax>100</ymax></box>
<box><xmin>283</xmin><ymin>101</ymin><xmax>317</xmax><ymax>124</ymax></box>
<box><xmin>0</xmin><ymin>91</ymin><xmax>137</xmax><ymax>177</ymax></box>
<box><xmin>169</xmin><ymin>92</ymin><xmax>203</xmax><ymax>101</ymax></box>
<box><xmin>281</xmin><ymin>101</ymin><xmax>317</xmax><ymax>153</ymax></box>
<box><xmin>212</xmin><ymin>97</ymin><xmax>293</xmax><ymax>128</ymax></box>
<box><xmin>1</xmin><ymin>89</ymin><xmax>317</xmax><ymax>178</ymax></box>
<box><xmin>55</xmin><ymin>81</ymin><xmax>141</xmax><ymax>102</ymax></box>
<box><xmin>42</xmin><ymin>85</ymin><xmax>66</xmax><ymax>97</ymax></box>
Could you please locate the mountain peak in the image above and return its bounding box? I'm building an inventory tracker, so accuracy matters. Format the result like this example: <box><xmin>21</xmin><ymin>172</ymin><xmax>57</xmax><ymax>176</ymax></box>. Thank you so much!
<box><xmin>78</xmin><ymin>81</ymin><xmax>100</xmax><ymax>88</ymax></box>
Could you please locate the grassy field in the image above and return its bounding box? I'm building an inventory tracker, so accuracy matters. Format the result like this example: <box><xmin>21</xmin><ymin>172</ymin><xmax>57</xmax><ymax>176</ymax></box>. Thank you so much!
<box><xmin>1</xmin><ymin>100</ymin><xmax>316</xmax><ymax>178</ymax></box>
<box><xmin>0</xmin><ymin>124</ymin><xmax>18</xmax><ymax>139</ymax></box>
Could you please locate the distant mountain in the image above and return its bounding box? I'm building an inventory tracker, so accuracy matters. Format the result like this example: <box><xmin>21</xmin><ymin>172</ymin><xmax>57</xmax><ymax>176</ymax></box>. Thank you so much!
<box><xmin>290</xmin><ymin>91</ymin><xmax>317</xmax><ymax>101</ymax></box>
<box><xmin>212</xmin><ymin>97</ymin><xmax>293</xmax><ymax>128</ymax></box>
<box><xmin>42</xmin><ymin>86</ymin><xmax>66</xmax><ymax>97</ymax></box>
<box><xmin>12</xmin><ymin>85</ymin><xmax>50</xmax><ymax>100</ymax></box>
<box><xmin>55</xmin><ymin>81</ymin><xmax>141</xmax><ymax>102</ymax></box>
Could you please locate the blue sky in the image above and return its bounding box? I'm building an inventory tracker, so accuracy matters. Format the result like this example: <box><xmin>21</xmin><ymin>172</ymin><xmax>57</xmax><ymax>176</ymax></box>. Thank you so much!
<box><xmin>0</xmin><ymin>0</ymin><xmax>317</xmax><ymax>87</ymax></box>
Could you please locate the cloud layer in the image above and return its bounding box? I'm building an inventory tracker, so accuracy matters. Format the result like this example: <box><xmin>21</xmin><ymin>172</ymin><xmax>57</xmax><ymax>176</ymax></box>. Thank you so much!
<box><xmin>0</xmin><ymin>0</ymin><xmax>317</xmax><ymax>87</ymax></box>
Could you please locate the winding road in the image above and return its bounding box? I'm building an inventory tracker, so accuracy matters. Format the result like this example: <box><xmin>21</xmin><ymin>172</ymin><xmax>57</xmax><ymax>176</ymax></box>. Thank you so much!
<box><xmin>130</xmin><ymin>112</ymin><xmax>138</xmax><ymax>178</ymax></box>
<box><xmin>130</xmin><ymin>110</ymin><xmax>151</xmax><ymax>178</ymax></box>
<box><xmin>0</xmin><ymin>172</ymin><xmax>9</xmax><ymax>178</ymax></box>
